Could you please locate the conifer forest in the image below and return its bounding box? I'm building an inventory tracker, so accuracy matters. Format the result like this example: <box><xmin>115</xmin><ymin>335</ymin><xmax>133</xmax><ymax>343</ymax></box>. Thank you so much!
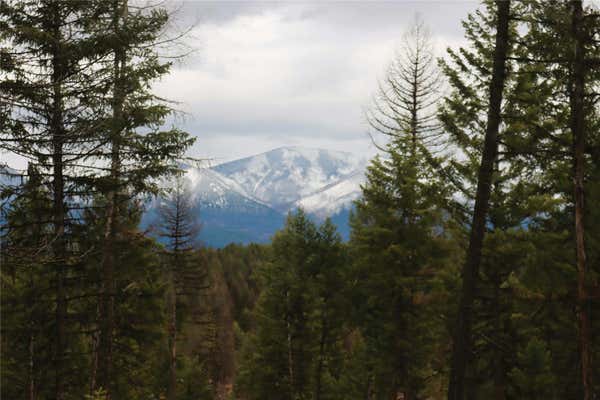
<box><xmin>1</xmin><ymin>1</ymin><xmax>599</xmax><ymax>399</ymax></box>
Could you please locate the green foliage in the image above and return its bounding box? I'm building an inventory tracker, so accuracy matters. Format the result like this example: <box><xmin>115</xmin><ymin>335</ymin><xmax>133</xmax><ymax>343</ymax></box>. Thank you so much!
<box><xmin>348</xmin><ymin>133</ymin><xmax>458</xmax><ymax>399</ymax></box>
<box><xmin>236</xmin><ymin>211</ymin><xmax>350</xmax><ymax>400</ymax></box>
<box><xmin>1</xmin><ymin>0</ymin><xmax>195</xmax><ymax>397</ymax></box>
<box><xmin>508</xmin><ymin>338</ymin><xmax>555</xmax><ymax>399</ymax></box>
<box><xmin>77</xmin><ymin>198</ymin><xmax>168</xmax><ymax>399</ymax></box>
<box><xmin>85</xmin><ymin>389</ymin><xmax>109</xmax><ymax>400</ymax></box>
<box><xmin>438</xmin><ymin>1</ymin><xmax>600</xmax><ymax>398</ymax></box>
<box><xmin>1</xmin><ymin>1</ymin><xmax>600</xmax><ymax>399</ymax></box>
<box><xmin>1</xmin><ymin>166</ymin><xmax>60</xmax><ymax>399</ymax></box>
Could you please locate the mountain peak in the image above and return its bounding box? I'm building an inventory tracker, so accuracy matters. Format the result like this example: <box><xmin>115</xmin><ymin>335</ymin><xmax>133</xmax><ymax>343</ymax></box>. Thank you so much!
<box><xmin>269</xmin><ymin>145</ymin><xmax>355</xmax><ymax>156</ymax></box>
<box><xmin>148</xmin><ymin>146</ymin><xmax>367</xmax><ymax>246</ymax></box>
<box><xmin>213</xmin><ymin>146</ymin><xmax>366</xmax><ymax>211</ymax></box>
<box><xmin>214</xmin><ymin>146</ymin><xmax>361</xmax><ymax>168</ymax></box>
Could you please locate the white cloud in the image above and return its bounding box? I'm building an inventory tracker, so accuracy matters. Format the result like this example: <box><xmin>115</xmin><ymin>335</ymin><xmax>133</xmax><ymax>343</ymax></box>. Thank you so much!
<box><xmin>2</xmin><ymin>1</ymin><xmax>476</xmax><ymax>171</ymax></box>
<box><xmin>153</xmin><ymin>1</ymin><xmax>476</xmax><ymax>162</ymax></box>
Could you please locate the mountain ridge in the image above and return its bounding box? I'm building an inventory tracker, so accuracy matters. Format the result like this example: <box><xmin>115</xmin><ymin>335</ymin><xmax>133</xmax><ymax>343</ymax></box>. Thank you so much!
<box><xmin>2</xmin><ymin>147</ymin><xmax>367</xmax><ymax>247</ymax></box>
<box><xmin>180</xmin><ymin>146</ymin><xmax>367</xmax><ymax>246</ymax></box>
<box><xmin>212</xmin><ymin>146</ymin><xmax>366</xmax><ymax>212</ymax></box>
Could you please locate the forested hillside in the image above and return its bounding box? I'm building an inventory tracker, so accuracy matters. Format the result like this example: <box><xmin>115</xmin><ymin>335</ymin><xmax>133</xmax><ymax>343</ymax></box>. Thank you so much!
<box><xmin>1</xmin><ymin>1</ymin><xmax>599</xmax><ymax>400</ymax></box>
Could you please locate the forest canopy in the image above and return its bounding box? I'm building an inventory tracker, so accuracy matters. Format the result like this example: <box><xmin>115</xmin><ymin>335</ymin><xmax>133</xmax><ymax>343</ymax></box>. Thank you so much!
<box><xmin>1</xmin><ymin>1</ymin><xmax>599</xmax><ymax>399</ymax></box>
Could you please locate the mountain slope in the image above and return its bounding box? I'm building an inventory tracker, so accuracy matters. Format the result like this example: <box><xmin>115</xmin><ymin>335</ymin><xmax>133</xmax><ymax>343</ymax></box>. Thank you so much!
<box><xmin>184</xmin><ymin>168</ymin><xmax>286</xmax><ymax>247</ymax></box>
<box><xmin>294</xmin><ymin>171</ymin><xmax>364</xmax><ymax>218</ymax></box>
<box><xmin>3</xmin><ymin>148</ymin><xmax>368</xmax><ymax>247</ymax></box>
<box><xmin>184</xmin><ymin>167</ymin><xmax>271</xmax><ymax>213</ymax></box>
<box><xmin>143</xmin><ymin>167</ymin><xmax>285</xmax><ymax>247</ymax></box>
<box><xmin>213</xmin><ymin>146</ymin><xmax>366</xmax><ymax>211</ymax></box>
<box><xmin>144</xmin><ymin>146</ymin><xmax>367</xmax><ymax>247</ymax></box>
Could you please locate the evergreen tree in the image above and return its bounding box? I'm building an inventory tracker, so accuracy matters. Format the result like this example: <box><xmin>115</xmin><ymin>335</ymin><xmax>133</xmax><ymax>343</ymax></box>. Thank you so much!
<box><xmin>1</xmin><ymin>165</ymin><xmax>56</xmax><ymax>400</ymax></box>
<box><xmin>158</xmin><ymin>178</ymin><xmax>202</xmax><ymax>400</ymax></box>
<box><xmin>508</xmin><ymin>1</ymin><xmax>600</xmax><ymax>396</ymax></box>
<box><xmin>310</xmin><ymin>219</ymin><xmax>349</xmax><ymax>400</ymax></box>
<box><xmin>349</xmin><ymin>147</ymin><xmax>455</xmax><ymax>399</ymax></box>
<box><xmin>79</xmin><ymin>197</ymin><xmax>167</xmax><ymax>399</ymax></box>
<box><xmin>236</xmin><ymin>211</ymin><xmax>349</xmax><ymax>400</ymax></box>
<box><xmin>566</xmin><ymin>2</ymin><xmax>595</xmax><ymax>396</ymax></box>
<box><xmin>444</xmin><ymin>2</ymin><xmax>512</xmax><ymax>398</ymax></box>
<box><xmin>1</xmin><ymin>2</ymin><xmax>111</xmax><ymax>396</ymax></box>
<box><xmin>439</xmin><ymin>1</ymin><xmax>599</xmax><ymax>397</ymax></box>
<box><xmin>84</xmin><ymin>1</ymin><xmax>195</xmax><ymax>393</ymax></box>
<box><xmin>1</xmin><ymin>1</ymin><xmax>194</xmax><ymax>397</ymax></box>
<box><xmin>236</xmin><ymin>211</ymin><xmax>318</xmax><ymax>400</ymax></box>
<box><xmin>351</xmin><ymin>15</ymin><xmax>456</xmax><ymax>400</ymax></box>
<box><xmin>366</xmin><ymin>16</ymin><xmax>444</xmax><ymax>153</ymax></box>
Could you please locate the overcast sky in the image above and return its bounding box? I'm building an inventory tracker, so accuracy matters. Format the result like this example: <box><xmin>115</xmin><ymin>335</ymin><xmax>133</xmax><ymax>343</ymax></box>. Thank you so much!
<box><xmin>0</xmin><ymin>1</ymin><xmax>478</xmax><ymax>170</ymax></box>
<box><xmin>155</xmin><ymin>0</ymin><xmax>478</xmax><ymax>165</ymax></box>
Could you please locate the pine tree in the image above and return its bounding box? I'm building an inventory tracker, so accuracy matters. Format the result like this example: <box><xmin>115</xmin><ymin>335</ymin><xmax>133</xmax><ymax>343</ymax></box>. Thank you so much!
<box><xmin>567</xmin><ymin>3</ymin><xmax>594</xmax><ymax>396</ymax></box>
<box><xmin>85</xmin><ymin>1</ymin><xmax>195</xmax><ymax>393</ymax></box>
<box><xmin>1</xmin><ymin>164</ymin><xmax>56</xmax><ymax>400</ymax></box>
<box><xmin>349</xmin><ymin>147</ymin><xmax>455</xmax><ymax>399</ymax></box>
<box><xmin>366</xmin><ymin>16</ymin><xmax>444</xmax><ymax>154</ymax></box>
<box><xmin>78</xmin><ymin>197</ymin><xmax>167</xmax><ymax>399</ymax></box>
<box><xmin>1</xmin><ymin>2</ymin><xmax>110</xmax><ymax>396</ymax></box>
<box><xmin>351</xmin><ymin>16</ymin><xmax>456</xmax><ymax>400</ymax></box>
<box><xmin>439</xmin><ymin>1</ymin><xmax>599</xmax><ymax>397</ymax></box>
<box><xmin>514</xmin><ymin>1</ymin><xmax>600</xmax><ymax>396</ymax></box>
<box><xmin>158</xmin><ymin>178</ymin><xmax>201</xmax><ymax>400</ymax></box>
<box><xmin>439</xmin><ymin>2</ymin><xmax>513</xmax><ymax>398</ymax></box>
<box><xmin>1</xmin><ymin>1</ymin><xmax>195</xmax><ymax>397</ymax></box>
<box><xmin>236</xmin><ymin>211</ymin><xmax>349</xmax><ymax>400</ymax></box>
<box><xmin>310</xmin><ymin>219</ymin><xmax>349</xmax><ymax>400</ymax></box>
<box><xmin>236</xmin><ymin>211</ymin><xmax>317</xmax><ymax>400</ymax></box>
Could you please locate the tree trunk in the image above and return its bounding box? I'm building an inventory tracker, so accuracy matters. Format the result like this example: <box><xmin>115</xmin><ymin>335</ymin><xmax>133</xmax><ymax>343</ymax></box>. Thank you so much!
<box><xmin>29</xmin><ymin>328</ymin><xmax>35</xmax><ymax>400</ymax></box>
<box><xmin>410</xmin><ymin>42</ymin><xmax>419</xmax><ymax>159</ymax></box>
<box><xmin>286</xmin><ymin>296</ymin><xmax>295</xmax><ymax>399</ymax></box>
<box><xmin>28</xmin><ymin>262</ymin><xmax>36</xmax><ymax>400</ymax></box>
<box><xmin>164</xmin><ymin>191</ymin><xmax>188</xmax><ymax>400</ymax></box>
<box><xmin>97</xmin><ymin>1</ymin><xmax>127</xmax><ymax>396</ymax></box>
<box><xmin>492</xmin><ymin>280</ymin><xmax>506</xmax><ymax>400</ymax></box>
<box><xmin>314</xmin><ymin>316</ymin><xmax>327</xmax><ymax>400</ymax></box>
<box><xmin>365</xmin><ymin>374</ymin><xmax>374</xmax><ymax>400</ymax></box>
<box><xmin>167</xmin><ymin>266</ymin><xmax>177</xmax><ymax>400</ymax></box>
<box><xmin>52</xmin><ymin>143</ymin><xmax>66</xmax><ymax>400</ymax></box>
<box><xmin>90</xmin><ymin>324</ymin><xmax>99</xmax><ymax>396</ymax></box>
<box><xmin>50</xmin><ymin>3</ymin><xmax>67</xmax><ymax>398</ymax></box>
<box><xmin>287</xmin><ymin>324</ymin><xmax>295</xmax><ymax>399</ymax></box>
<box><xmin>569</xmin><ymin>2</ymin><xmax>592</xmax><ymax>399</ymax></box>
<box><xmin>447</xmin><ymin>2</ymin><xmax>511</xmax><ymax>399</ymax></box>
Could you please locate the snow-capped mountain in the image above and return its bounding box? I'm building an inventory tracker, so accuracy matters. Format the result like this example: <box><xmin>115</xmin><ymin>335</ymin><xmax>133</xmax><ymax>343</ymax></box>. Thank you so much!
<box><xmin>142</xmin><ymin>165</ymin><xmax>285</xmax><ymax>247</ymax></box>
<box><xmin>183</xmin><ymin>167</ymin><xmax>271</xmax><ymax>213</ymax></box>
<box><xmin>294</xmin><ymin>171</ymin><xmax>364</xmax><ymax>218</ymax></box>
<box><xmin>0</xmin><ymin>166</ymin><xmax>25</xmax><ymax>188</ymax></box>
<box><xmin>150</xmin><ymin>146</ymin><xmax>367</xmax><ymax>247</ymax></box>
<box><xmin>213</xmin><ymin>146</ymin><xmax>366</xmax><ymax>212</ymax></box>
<box><xmin>3</xmin><ymin>147</ymin><xmax>368</xmax><ymax>247</ymax></box>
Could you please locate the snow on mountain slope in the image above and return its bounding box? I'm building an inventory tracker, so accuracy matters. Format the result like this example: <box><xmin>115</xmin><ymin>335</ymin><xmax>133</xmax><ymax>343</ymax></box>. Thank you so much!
<box><xmin>0</xmin><ymin>166</ymin><xmax>25</xmax><ymax>188</ymax></box>
<box><xmin>294</xmin><ymin>171</ymin><xmax>365</xmax><ymax>217</ymax></box>
<box><xmin>2</xmin><ymin>148</ymin><xmax>369</xmax><ymax>247</ymax></box>
<box><xmin>213</xmin><ymin>146</ymin><xmax>367</xmax><ymax>211</ymax></box>
<box><xmin>144</xmin><ymin>166</ymin><xmax>284</xmax><ymax>247</ymax></box>
<box><xmin>168</xmin><ymin>167</ymin><xmax>276</xmax><ymax>214</ymax></box>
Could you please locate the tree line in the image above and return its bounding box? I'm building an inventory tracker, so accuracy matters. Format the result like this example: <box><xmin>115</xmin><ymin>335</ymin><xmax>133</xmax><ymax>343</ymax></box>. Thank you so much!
<box><xmin>235</xmin><ymin>1</ymin><xmax>599</xmax><ymax>399</ymax></box>
<box><xmin>1</xmin><ymin>1</ymin><xmax>599</xmax><ymax>400</ymax></box>
<box><xmin>1</xmin><ymin>0</ymin><xmax>196</xmax><ymax>398</ymax></box>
